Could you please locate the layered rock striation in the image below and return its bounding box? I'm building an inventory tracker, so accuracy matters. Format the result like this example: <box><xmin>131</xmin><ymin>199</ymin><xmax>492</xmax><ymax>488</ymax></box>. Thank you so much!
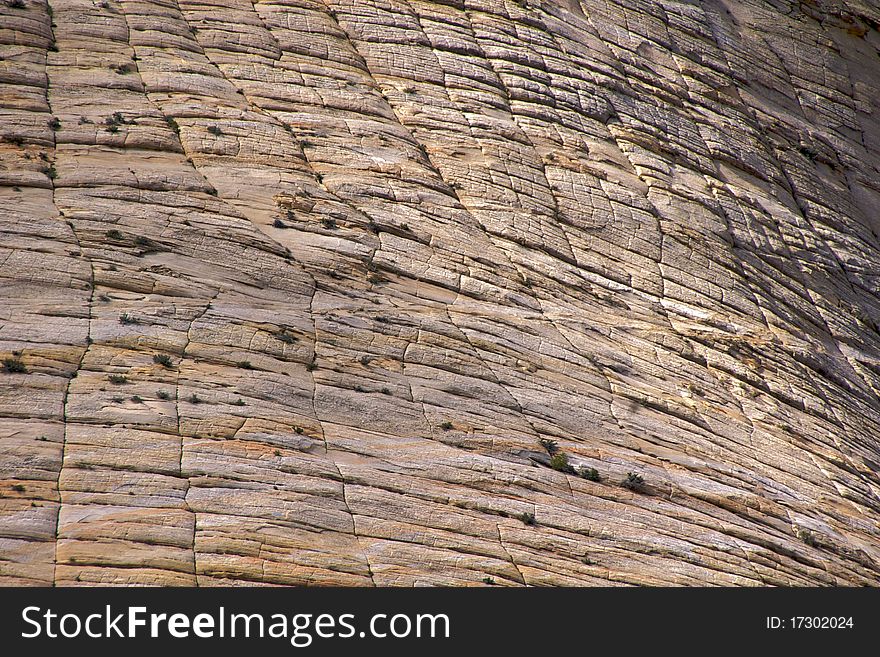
<box><xmin>2</xmin><ymin>0</ymin><xmax>880</xmax><ymax>585</ymax></box>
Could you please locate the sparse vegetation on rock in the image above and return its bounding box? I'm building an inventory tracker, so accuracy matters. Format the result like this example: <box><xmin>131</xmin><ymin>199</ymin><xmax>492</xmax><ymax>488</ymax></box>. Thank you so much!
<box><xmin>577</xmin><ymin>467</ymin><xmax>601</xmax><ymax>482</ymax></box>
<box><xmin>623</xmin><ymin>472</ymin><xmax>645</xmax><ymax>492</ymax></box>
<box><xmin>153</xmin><ymin>354</ymin><xmax>173</xmax><ymax>368</ymax></box>
<box><xmin>549</xmin><ymin>452</ymin><xmax>574</xmax><ymax>474</ymax></box>
<box><xmin>539</xmin><ymin>438</ymin><xmax>559</xmax><ymax>455</ymax></box>
<box><xmin>2</xmin><ymin>0</ymin><xmax>879</xmax><ymax>589</ymax></box>
<box><xmin>2</xmin><ymin>358</ymin><xmax>27</xmax><ymax>374</ymax></box>
<box><xmin>104</xmin><ymin>111</ymin><xmax>132</xmax><ymax>133</ymax></box>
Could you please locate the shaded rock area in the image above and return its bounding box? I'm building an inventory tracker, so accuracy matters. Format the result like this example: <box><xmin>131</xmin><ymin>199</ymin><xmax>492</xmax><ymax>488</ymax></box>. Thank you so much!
<box><xmin>2</xmin><ymin>0</ymin><xmax>880</xmax><ymax>586</ymax></box>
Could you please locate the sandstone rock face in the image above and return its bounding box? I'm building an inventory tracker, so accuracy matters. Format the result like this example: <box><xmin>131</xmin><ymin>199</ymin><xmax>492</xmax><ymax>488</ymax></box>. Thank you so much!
<box><xmin>2</xmin><ymin>0</ymin><xmax>880</xmax><ymax>586</ymax></box>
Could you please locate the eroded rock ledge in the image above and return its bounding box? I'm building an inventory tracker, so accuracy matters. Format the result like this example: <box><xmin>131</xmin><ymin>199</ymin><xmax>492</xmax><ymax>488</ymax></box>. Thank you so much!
<box><xmin>2</xmin><ymin>0</ymin><xmax>880</xmax><ymax>586</ymax></box>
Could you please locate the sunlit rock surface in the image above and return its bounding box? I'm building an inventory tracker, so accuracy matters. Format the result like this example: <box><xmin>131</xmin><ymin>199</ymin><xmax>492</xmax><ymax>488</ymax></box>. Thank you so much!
<box><xmin>2</xmin><ymin>0</ymin><xmax>880</xmax><ymax>586</ymax></box>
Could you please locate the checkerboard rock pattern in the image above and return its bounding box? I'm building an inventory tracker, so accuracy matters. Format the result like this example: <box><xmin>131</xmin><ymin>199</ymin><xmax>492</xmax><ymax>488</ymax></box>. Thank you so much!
<box><xmin>2</xmin><ymin>0</ymin><xmax>880</xmax><ymax>586</ymax></box>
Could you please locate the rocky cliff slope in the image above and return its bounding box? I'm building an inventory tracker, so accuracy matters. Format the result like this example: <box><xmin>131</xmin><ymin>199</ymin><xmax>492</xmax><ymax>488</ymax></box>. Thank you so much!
<box><xmin>2</xmin><ymin>0</ymin><xmax>880</xmax><ymax>586</ymax></box>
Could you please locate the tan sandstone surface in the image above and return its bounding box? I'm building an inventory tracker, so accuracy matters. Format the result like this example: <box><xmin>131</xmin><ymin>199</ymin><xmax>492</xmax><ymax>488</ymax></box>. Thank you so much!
<box><xmin>1</xmin><ymin>0</ymin><xmax>880</xmax><ymax>586</ymax></box>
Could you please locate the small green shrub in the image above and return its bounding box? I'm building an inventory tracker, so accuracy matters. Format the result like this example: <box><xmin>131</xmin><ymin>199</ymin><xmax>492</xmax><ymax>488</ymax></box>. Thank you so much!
<box><xmin>273</xmin><ymin>218</ymin><xmax>287</xmax><ymax>229</ymax></box>
<box><xmin>577</xmin><ymin>466</ymin><xmax>600</xmax><ymax>482</ymax></box>
<box><xmin>277</xmin><ymin>331</ymin><xmax>297</xmax><ymax>344</ymax></box>
<box><xmin>294</xmin><ymin>426</ymin><xmax>304</xmax><ymax>434</ymax></box>
<box><xmin>108</xmin><ymin>374</ymin><xmax>128</xmax><ymax>384</ymax></box>
<box><xmin>440</xmin><ymin>421</ymin><xmax>453</xmax><ymax>431</ymax></box>
<box><xmin>520</xmin><ymin>512</ymin><xmax>536</xmax><ymax>526</ymax></box>
<box><xmin>130</xmin><ymin>395</ymin><xmax>143</xmax><ymax>404</ymax></box>
<box><xmin>539</xmin><ymin>438</ymin><xmax>559</xmax><ymax>455</ymax></box>
<box><xmin>2</xmin><ymin>357</ymin><xmax>27</xmax><ymax>374</ymax></box>
<box><xmin>321</xmin><ymin>217</ymin><xmax>337</xmax><ymax>229</ymax></box>
<box><xmin>106</xmin><ymin>229</ymin><xmax>124</xmax><ymax>240</ymax></box>
<box><xmin>622</xmin><ymin>472</ymin><xmax>645</xmax><ymax>491</ymax></box>
<box><xmin>12</xmin><ymin>483</ymin><xmax>26</xmax><ymax>492</ymax></box>
<box><xmin>111</xmin><ymin>63</ymin><xmax>135</xmax><ymax>75</ymax></box>
<box><xmin>236</xmin><ymin>360</ymin><xmax>254</xmax><ymax>370</ymax></box>
<box><xmin>550</xmin><ymin>452</ymin><xmax>574</xmax><ymax>473</ymax></box>
<box><xmin>305</xmin><ymin>361</ymin><xmax>317</xmax><ymax>372</ymax></box>
<box><xmin>156</xmin><ymin>390</ymin><xmax>171</xmax><ymax>400</ymax></box>
<box><xmin>118</xmin><ymin>313</ymin><xmax>138</xmax><ymax>325</ymax></box>
<box><xmin>797</xmin><ymin>529</ymin><xmax>820</xmax><ymax>548</ymax></box>
<box><xmin>48</xmin><ymin>117</ymin><xmax>61</xmax><ymax>131</ymax></box>
<box><xmin>153</xmin><ymin>354</ymin><xmax>173</xmax><ymax>368</ymax></box>
<box><xmin>188</xmin><ymin>393</ymin><xmax>202</xmax><ymax>404</ymax></box>
<box><xmin>207</xmin><ymin>125</ymin><xmax>222</xmax><ymax>136</ymax></box>
<box><xmin>232</xmin><ymin>398</ymin><xmax>246</xmax><ymax>406</ymax></box>
<box><xmin>104</xmin><ymin>112</ymin><xmax>130</xmax><ymax>133</ymax></box>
